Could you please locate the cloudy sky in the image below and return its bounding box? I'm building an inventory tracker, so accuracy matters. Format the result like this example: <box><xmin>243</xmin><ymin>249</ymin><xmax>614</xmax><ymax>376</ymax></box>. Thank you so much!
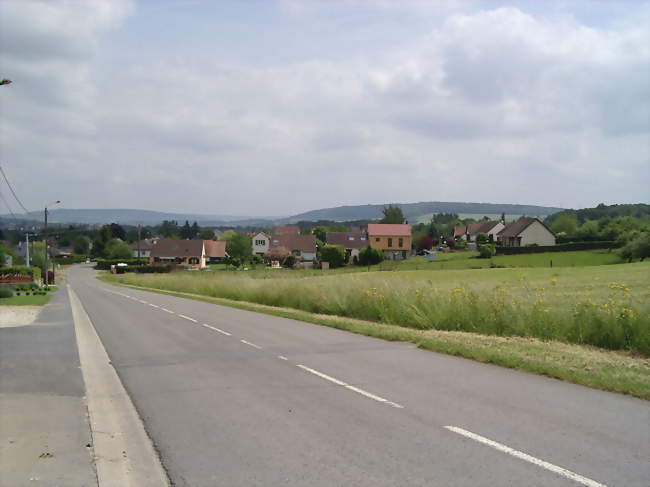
<box><xmin>0</xmin><ymin>0</ymin><xmax>648</xmax><ymax>217</ymax></box>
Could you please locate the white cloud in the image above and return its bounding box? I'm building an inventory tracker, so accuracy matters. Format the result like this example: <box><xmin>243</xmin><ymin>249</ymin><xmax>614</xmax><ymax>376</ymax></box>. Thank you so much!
<box><xmin>0</xmin><ymin>1</ymin><xmax>647</xmax><ymax>216</ymax></box>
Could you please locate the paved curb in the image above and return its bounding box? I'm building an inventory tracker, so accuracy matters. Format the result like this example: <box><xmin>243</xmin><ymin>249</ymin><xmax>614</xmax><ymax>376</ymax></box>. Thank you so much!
<box><xmin>68</xmin><ymin>285</ymin><xmax>170</xmax><ymax>487</ymax></box>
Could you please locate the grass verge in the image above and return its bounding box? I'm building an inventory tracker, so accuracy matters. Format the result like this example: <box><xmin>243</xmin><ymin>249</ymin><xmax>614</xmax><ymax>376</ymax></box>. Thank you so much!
<box><xmin>100</xmin><ymin>276</ymin><xmax>650</xmax><ymax>401</ymax></box>
<box><xmin>0</xmin><ymin>294</ymin><xmax>52</xmax><ymax>306</ymax></box>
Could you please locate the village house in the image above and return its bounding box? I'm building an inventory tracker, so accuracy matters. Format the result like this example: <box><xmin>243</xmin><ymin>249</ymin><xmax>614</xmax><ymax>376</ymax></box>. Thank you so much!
<box><xmin>367</xmin><ymin>223</ymin><xmax>412</xmax><ymax>260</ymax></box>
<box><xmin>325</xmin><ymin>231</ymin><xmax>368</xmax><ymax>263</ymax></box>
<box><xmin>130</xmin><ymin>238</ymin><xmax>156</xmax><ymax>258</ymax></box>
<box><xmin>149</xmin><ymin>239</ymin><xmax>227</xmax><ymax>269</ymax></box>
<box><xmin>268</xmin><ymin>234</ymin><xmax>317</xmax><ymax>266</ymax></box>
<box><xmin>453</xmin><ymin>221</ymin><xmax>505</xmax><ymax>242</ymax></box>
<box><xmin>497</xmin><ymin>217</ymin><xmax>556</xmax><ymax>247</ymax></box>
<box><xmin>252</xmin><ymin>232</ymin><xmax>271</xmax><ymax>256</ymax></box>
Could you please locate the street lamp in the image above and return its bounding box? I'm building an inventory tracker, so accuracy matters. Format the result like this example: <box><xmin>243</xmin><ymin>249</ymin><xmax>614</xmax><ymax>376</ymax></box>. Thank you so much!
<box><xmin>44</xmin><ymin>200</ymin><xmax>61</xmax><ymax>287</ymax></box>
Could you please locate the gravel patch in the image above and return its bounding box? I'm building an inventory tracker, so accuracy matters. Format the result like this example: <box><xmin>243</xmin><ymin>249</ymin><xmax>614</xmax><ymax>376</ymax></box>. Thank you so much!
<box><xmin>0</xmin><ymin>306</ymin><xmax>42</xmax><ymax>328</ymax></box>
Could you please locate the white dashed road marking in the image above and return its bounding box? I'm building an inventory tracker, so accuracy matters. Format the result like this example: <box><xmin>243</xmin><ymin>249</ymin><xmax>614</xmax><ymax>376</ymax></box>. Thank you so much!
<box><xmin>444</xmin><ymin>426</ymin><xmax>607</xmax><ymax>487</ymax></box>
<box><xmin>240</xmin><ymin>339</ymin><xmax>262</xmax><ymax>349</ymax></box>
<box><xmin>161</xmin><ymin>308</ymin><xmax>174</xmax><ymax>314</ymax></box>
<box><xmin>202</xmin><ymin>324</ymin><xmax>232</xmax><ymax>336</ymax></box>
<box><xmin>296</xmin><ymin>365</ymin><xmax>403</xmax><ymax>408</ymax></box>
<box><xmin>149</xmin><ymin>304</ymin><xmax>159</xmax><ymax>308</ymax></box>
<box><xmin>278</xmin><ymin>355</ymin><xmax>288</xmax><ymax>361</ymax></box>
<box><xmin>178</xmin><ymin>314</ymin><xmax>198</xmax><ymax>323</ymax></box>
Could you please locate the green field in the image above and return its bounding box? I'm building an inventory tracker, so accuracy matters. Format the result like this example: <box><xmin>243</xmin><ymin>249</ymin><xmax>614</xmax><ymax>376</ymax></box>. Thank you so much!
<box><xmin>107</xmin><ymin>256</ymin><xmax>649</xmax><ymax>356</ymax></box>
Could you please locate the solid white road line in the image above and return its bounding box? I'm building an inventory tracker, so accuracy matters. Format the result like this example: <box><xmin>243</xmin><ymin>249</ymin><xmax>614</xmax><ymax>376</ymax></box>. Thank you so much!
<box><xmin>138</xmin><ymin>300</ymin><xmax>148</xmax><ymax>304</ymax></box>
<box><xmin>149</xmin><ymin>304</ymin><xmax>159</xmax><ymax>308</ymax></box>
<box><xmin>178</xmin><ymin>314</ymin><xmax>198</xmax><ymax>323</ymax></box>
<box><xmin>161</xmin><ymin>308</ymin><xmax>174</xmax><ymax>314</ymax></box>
<box><xmin>295</xmin><ymin>364</ymin><xmax>403</xmax><ymax>408</ymax></box>
<box><xmin>202</xmin><ymin>324</ymin><xmax>232</xmax><ymax>336</ymax></box>
<box><xmin>278</xmin><ymin>355</ymin><xmax>288</xmax><ymax>361</ymax></box>
<box><xmin>240</xmin><ymin>339</ymin><xmax>262</xmax><ymax>349</ymax></box>
<box><xmin>444</xmin><ymin>426</ymin><xmax>607</xmax><ymax>487</ymax></box>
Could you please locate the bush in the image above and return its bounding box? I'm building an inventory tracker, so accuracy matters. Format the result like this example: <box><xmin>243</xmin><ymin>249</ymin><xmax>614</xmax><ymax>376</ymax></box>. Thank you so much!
<box><xmin>283</xmin><ymin>255</ymin><xmax>297</xmax><ymax>268</ymax></box>
<box><xmin>358</xmin><ymin>246</ymin><xmax>384</xmax><ymax>266</ymax></box>
<box><xmin>618</xmin><ymin>232</ymin><xmax>650</xmax><ymax>262</ymax></box>
<box><xmin>478</xmin><ymin>244</ymin><xmax>496</xmax><ymax>258</ymax></box>
<box><xmin>54</xmin><ymin>254</ymin><xmax>88</xmax><ymax>264</ymax></box>
<box><xmin>0</xmin><ymin>288</ymin><xmax>13</xmax><ymax>298</ymax></box>
<box><xmin>133</xmin><ymin>265</ymin><xmax>174</xmax><ymax>274</ymax></box>
<box><xmin>476</xmin><ymin>233</ymin><xmax>489</xmax><ymax>244</ymax></box>
<box><xmin>319</xmin><ymin>244</ymin><xmax>346</xmax><ymax>268</ymax></box>
<box><xmin>496</xmin><ymin>241</ymin><xmax>619</xmax><ymax>255</ymax></box>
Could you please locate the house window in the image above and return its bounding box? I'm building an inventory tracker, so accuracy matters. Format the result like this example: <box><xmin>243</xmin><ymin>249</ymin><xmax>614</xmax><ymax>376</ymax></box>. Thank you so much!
<box><xmin>189</xmin><ymin>257</ymin><xmax>199</xmax><ymax>265</ymax></box>
<box><xmin>255</xmin><ymin>240</ymin><xmax>265</xmax><ymax>246</ymax></box>
<box><xmin>398</xmin><ymin>238</ymin><xmax>403</xmax><ymax>247</ymax></box>
<box><xmin>348</xmin><ymin>236</ymin><xmax>354</xmax><ymax>241</ymax></box>
<box><xmin>375</xmin><ymin>237</ymin><xmax>380</xmax><ymax>242</ymax></box>
<box><xmin>388</xmin><ymin>238</ymin><xmax>393</xmax><ymax>247</ymax></box>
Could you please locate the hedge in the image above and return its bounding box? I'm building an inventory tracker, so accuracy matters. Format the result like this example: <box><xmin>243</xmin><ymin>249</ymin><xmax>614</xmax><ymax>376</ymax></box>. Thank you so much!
<box><xmin>0</xmin><ymin>266</ymin><xmax>40</xmax><ymax>281</ymax></box>
<box><xmin>54</xmin><ymin>254</ymin><xmax>88</xmax><ymax>264</ymax></box>
<box><xmin>95</xmin><ymin>258</ymin><xmax>148</xmax><ymax>270</ymax></box>
<box><xmin>496</xmin><ymin>241</ymin><xmax>620</xmax><ymax>255</ymax></box>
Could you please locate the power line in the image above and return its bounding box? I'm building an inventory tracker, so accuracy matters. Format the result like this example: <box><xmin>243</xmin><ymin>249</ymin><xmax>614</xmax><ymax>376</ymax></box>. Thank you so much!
<box><xmin>0</xmin><ymin>188</ymin><xmax>18</xmax><ymax>222</ymax></box>
<box><xmin>0</xmin><ymin>164</ymin><xmax>30</xmax><ymax>213</ymax></box>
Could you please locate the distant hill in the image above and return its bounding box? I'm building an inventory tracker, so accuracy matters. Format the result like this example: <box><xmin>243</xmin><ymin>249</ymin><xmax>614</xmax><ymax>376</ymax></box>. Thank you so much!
<box><xmin>544</xmin><ymin>203</ymin><xmax>650</xmax><ymax>225</ymax></box>
<box><xmin>285</xmin><ymin>201</ymin><xmax>565</xmax><ymax>223</ymax></box>
<box><xmin>1</xmin><ymin>201</ymin><xmax>565</xmax><ymax>227</ymax></box>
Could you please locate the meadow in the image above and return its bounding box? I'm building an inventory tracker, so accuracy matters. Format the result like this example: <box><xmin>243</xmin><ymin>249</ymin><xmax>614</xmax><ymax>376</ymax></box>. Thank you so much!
<box><xmin>108</xmin><ymin>256</ymin><xmax>649</xmax><ymax>356</ymax></box>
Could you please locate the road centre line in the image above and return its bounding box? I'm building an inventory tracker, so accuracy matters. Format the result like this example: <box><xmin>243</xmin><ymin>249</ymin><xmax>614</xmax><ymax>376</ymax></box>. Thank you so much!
<box><xmin>202</xmin><ymin>324</ymin><xmax>232</xmax><ymax>336</ymax></box>
<box><xmin>178</xmin><ymin>314</ymin><xmax>198</xmax><ymax>323</ymax></box>
<box><xmin>149</xmin><ymin>303</ymin><xmax>159</xmax><ymax>308</ymax></box>
<box><xmin>161</xmin><ymin>308</ymin><xmax>174</xmax><ymax>314</ymax></box>
<box><xmin>240</xmin><ymin>339</ymin><xmax>262</xmax><ymax>349</ymax></box>
<box><xmin>296</xmin><ymin>365</ymin><xmax>403</xmax><ymax>408</ymax></box>
<box><xmin>278</xmin><ymin>355</ymin><xmax>288</xmax><ymax>361</ymax></box>
<box><xmin>138</xmin><ymin>300</ymin><xmax>148</xmax><ymax>304</ymax></box>
<box><xmin>443</xmin><ymin>426</ymin><xmax>607</xmax><ymax>487</ymax></box>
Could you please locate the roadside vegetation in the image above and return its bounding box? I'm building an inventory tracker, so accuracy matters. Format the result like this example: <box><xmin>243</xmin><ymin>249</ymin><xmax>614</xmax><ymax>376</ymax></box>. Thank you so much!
<box><xmin>106</xmin><ymin>260</ymin><xmax>650</xmax><ymax>356</ymax></box>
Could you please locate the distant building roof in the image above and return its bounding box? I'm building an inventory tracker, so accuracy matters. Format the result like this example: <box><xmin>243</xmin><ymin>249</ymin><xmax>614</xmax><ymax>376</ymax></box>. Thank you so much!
<box><xmin>150</xmin><ymin>239</ymin><xmax>204</xmax><ymax>258</ymax></box>
<box><xmin>270</xmin><ymin>234</ymin><xmax>316</xmax><ymax>253</ymax></box>
<box><xmin>455</xmin><ymin>221</ymin><xmax>501</xmax><ymax>237</ymax></box>
<box><xmin>274</xmin><ymin>225</ymin><xmax>300</xmax><ymax>235</ymax></box>
<box><xmin>203</xmin><ymin>240</ymin><xmax>227</xmax><ymax>258</ymax></box>
<box><xmin>129</xmin><ymin>239</ymin><xmax>154</xmax><ymax>251</ymax></box>
<box><xmin>325</xmin><ymin>232</ymin><xmax>368</xmax><ymax>249</ymax></box>
<box><xmin>498</xmin><ymin>217</ymin><xmax>553</xmax><ymax>237</ymax></box>
<box><xmin>367</xmin><ymin>224</ymin><xmax>411</xmax><ymax>237</ymax></box>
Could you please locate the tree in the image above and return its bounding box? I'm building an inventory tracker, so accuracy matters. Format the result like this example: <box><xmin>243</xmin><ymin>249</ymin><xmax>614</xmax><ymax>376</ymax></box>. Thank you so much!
<box><xmin>266</xmin><ymin>246</ymin><xmax>290</xmax><ymax>266</ymax></box>
<box><xmin>358</xmin><ymin>246</ymin><xmax>383</xmax><ymax>266</ymax></box>
<box><xmin>159</xmin><ymin>220</ymin><xmax>179</xmax><ymax>238</ymax></box>
<box><xmin>551</xmin><ymin>213</ymin><xmax>578</xmax><ymax>236</ymax></box>
<box><xmin>180</xmin><ymin>220</ymin><xmax>193</xmax><ymax>239</ymax></box>
<box><xmin>575</xmin><ymin>220</ymin><xmax>600</xmax><ymax>241</ymax></box>
<box><xmin>191</xmin><ymin>221</ymin><xmax>200</xmax><ymax>239</ymax></box>
<box><xmin>199</xmin><ymin>228</ymin><xmax>216</xmax><ymax>240</ymax></box>
<box><xmin>416</xmin><ymin>235</ymin><xmax>434</xmax><ymax>251</ymax></box>
<box><xmin>478</xmin><ymin>244</ymin><xmax>496</xmax><ymax>258</ymax></box>
<box><xmin>319</xmin><ymin>244</ymin><xmax>346</xmax><ymax>268</ymax></box>
<box><xmin>476</xmin><ymin>233</ymin><xmax>489</xmax><ymax>244</ymax></box>
<box><xmin>92</xmin><ymin>225</ymin><xmax>112</xmax><ymax>258</ymax></box>
<box><xmin>619</xmin><ymin>232</ymin><xmax>650</xmax><ymax>262</ymax></box>
<box><xmin>104</xmin><ymin>239</ymin><xmax>132</xmax><ymax>259</ymax></box>
<box><xmin>226</xmin><ymin>234</ymin><xmax>252</xmax><ymax>262</ymax></box>
<box><xmin>220</xmin><ymin>229</ymin><xmax>237</xmax><ymax>241</ymax></box>
<box><xmin>312</xmin><ymin>226</ymin><xmax>327</xmax><ymax>243</ymax></box>
<box><xmin>109</xmin><ymin>223</ymin><xmax>126</xmax><ymax>240</ymax></box>
<box><xmin>73</xmin><ymin>236</ymin><xmax>91</xmax><ymax>255</ymax></box>
<box><xmin>380</xmin><ymin>205</ymin><xmax>405</xmax><ymax>224</ymax></box>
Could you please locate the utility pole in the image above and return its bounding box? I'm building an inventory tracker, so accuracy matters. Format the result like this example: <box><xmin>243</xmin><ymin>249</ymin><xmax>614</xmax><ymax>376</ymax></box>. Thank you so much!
<box><xmin>44</xmin><ymin>207</ymin><xmax>49</xmax><ymax>286</ymax></box>
<box><xmin>137</xmin><ymin>224</ymin><xmax>141</xmax><ymax>259</ymax></box>
<box><xmin>25</xmin><ymin>233</ymin><xmax>30</xmax><ymax>267</ymax></box>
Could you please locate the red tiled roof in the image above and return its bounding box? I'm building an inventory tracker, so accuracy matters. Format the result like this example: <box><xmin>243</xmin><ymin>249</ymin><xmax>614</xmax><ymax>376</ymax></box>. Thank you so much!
<box><xmin>367</xmin><ymin>224</ymin><xmax>411</xmax><ymax>237</ymax></box>
<box><xmin>274</xmin><ymin>225</ymin><xmax>300</xmax><ymax>235</ymax></box>
<box><xmin>270</xmin><ymin>234</ymin><xmax>316</xmax><ymax>253</ymax></box>
<box><xmin>203</xmin><ymin>240</ymin><xmax>227</xmax><ymax>258</ymax></box>
<box><xmin>326</xmin><ymin>232</ymin><xmax>368</xmax><ymax>249</ymax></box>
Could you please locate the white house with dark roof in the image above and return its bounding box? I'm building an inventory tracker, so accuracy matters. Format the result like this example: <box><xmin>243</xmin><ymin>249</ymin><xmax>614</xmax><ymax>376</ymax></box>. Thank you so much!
<box><xmin>252</xmin><ymin>232</ymin><xmax>271</xmax><ymax>256</ymax></box>
<box><xmin>497</xmin><ymin>217</ymin><xmax>555</xmax><ymax>247</ymax></box>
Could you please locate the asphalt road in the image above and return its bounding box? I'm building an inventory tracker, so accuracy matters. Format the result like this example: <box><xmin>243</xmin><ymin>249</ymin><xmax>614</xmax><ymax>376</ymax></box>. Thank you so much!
<box><xmin>68</xmin><ymin>265</ymin><xmax>649</xmax><ymax>487</ymax></box>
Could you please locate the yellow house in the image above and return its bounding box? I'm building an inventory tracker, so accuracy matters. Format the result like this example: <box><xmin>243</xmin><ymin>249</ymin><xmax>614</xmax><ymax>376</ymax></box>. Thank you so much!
<box><xmin>367</xmin><ymin>223</ymin><xmax>412</xmax><ymax>260</ymax></box>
